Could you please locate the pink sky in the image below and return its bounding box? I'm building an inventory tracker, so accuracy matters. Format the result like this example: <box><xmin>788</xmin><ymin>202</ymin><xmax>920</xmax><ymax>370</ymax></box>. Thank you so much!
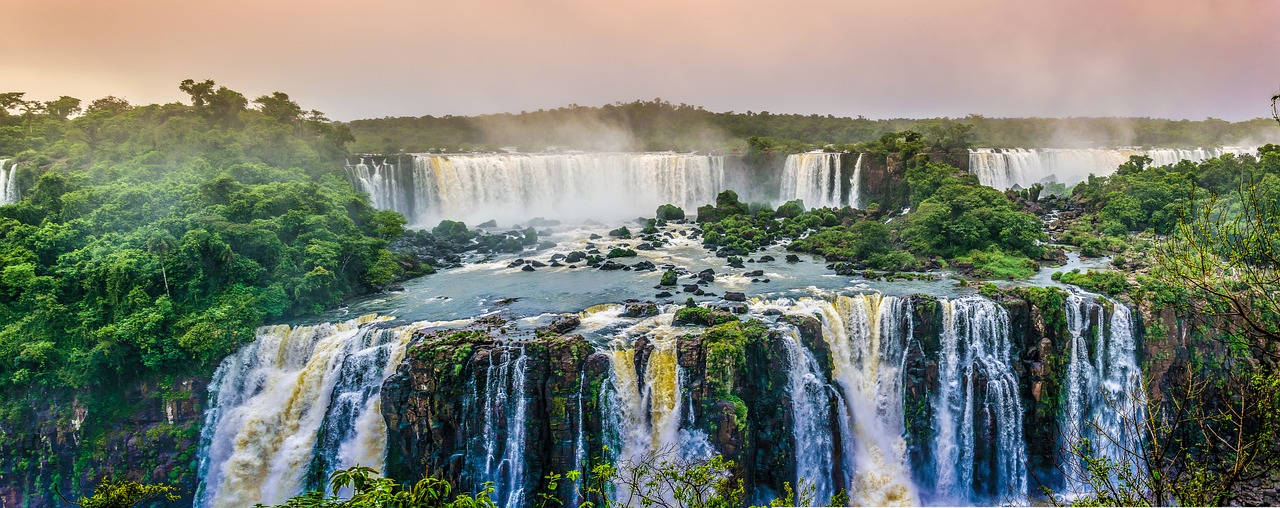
<box><xmin>5</xmin><ymin>0</ymin><xmax>1278</xmax><ymax>121</ymax></box>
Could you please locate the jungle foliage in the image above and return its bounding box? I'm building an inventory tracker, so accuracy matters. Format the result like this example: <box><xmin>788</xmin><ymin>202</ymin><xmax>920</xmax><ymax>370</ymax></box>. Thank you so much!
<box><xmin>0</xmin><ymin>82</ymin><xmax>399</xmax><ymax>395</ymax></box>
<box><xmin>345</xmin><ymin>99</ymin><xmax>1279</xmax><ymax>154</ymax></box>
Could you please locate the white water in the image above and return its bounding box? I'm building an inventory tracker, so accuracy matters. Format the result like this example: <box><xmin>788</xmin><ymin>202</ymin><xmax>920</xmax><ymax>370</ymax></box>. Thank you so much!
<box><xmin>0</xmin><ymin>160</ymin><xmax>18</xmax><ymax>205</ymax></box>
<box><xmin>346</xmin><ymin>157</ymin><xmax>409</xmax><ymax>216</ymax></box>
<box><xmin>969</xmin><ymin>147</ymin><xmax>1256</xmax><ymax>189</ymax></box>
<box><xmin>780</xmin><ymin>152</ymin><xmax>863</xmax><ymax>209</ymax></box>
<box><xmin>767</xmin><ymin>294</ymin><xmax>917</xmax><ymax>505</ymax></box>
<box><xmin>932</xmin><ymin>297</ymin><xmax>1028</xmax><ymax>503</ymax></box>
<box><xmin>477</xmin><ymin>346</ymin><xmax>532</xmax><ymax>508</ymax></box>
<box><xmin>781</xmin><ymin>329</ymin><xmax>838</xmax><ymax>503</ymax></box>
<box><xmin>1060</xmin><ymin>293</ymin><xmax>1146</xmax><ymax>493</ymax></box>
<box><xmin>193</xmin><ymin>315</ymin><xmax>411</xmax><ymax>508</ymax></box>
<box><xmin>349</xmin><ymin>153</ymin><xmax>727</xmax><ymax>226</ymax></box>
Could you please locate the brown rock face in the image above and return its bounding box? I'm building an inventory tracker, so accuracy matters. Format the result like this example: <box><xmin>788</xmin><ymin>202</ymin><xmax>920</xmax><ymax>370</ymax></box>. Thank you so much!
<box><xmin>0</xmin><ymin>377</ymin><xmax>207</xmax><ymax>506</ymax></box>
<box><xmin>380</xmin><ymin>326</ymin><xmax>605</xmax><ymax>503</ymax></box>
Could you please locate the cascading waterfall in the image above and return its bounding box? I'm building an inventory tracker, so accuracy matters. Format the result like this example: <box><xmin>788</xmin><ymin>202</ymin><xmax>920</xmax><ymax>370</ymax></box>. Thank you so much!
<box><xmin>932</xmin><ymin>297</ymin><xmax>1028</xmax><ymax>503</ymax></box>
<box><xmin>193</xmin><ymin>315</ymin><xmax>411</xmax><ymax>508</ymax></box>
<box><xmin>969</xmin><ymin>147</ymin><xmax>1256</xmax><ymax>189</ymax></box>
<box><xmin>1060</xmin><ymin>293</ymin><xmax>1146</xmax><ymax>493</ymax></box>
<box><xmin>781</xmin><ymin>152</ymin><xmax>851</xmax><ymax>209</ymax></box>
<box><xmin>780</xmin><ymin>328</ymin><xmax>838</xmax><ymax>503</ymax></box>
<box><xmin>345</xmin><ymin>157</ymin><xmax>409</xmax><ymax>217</ymax></box>
<box><xmin>849</xmin><ymin>153</ymin><xmax>863</xmax><ymax>209</ymax></box>
<box><xmin>0</xmin><ymin>160</ymin><xmax>18</xmax><ymax>205</ymax></box>
<box><xmin>350</xmin><ymin>153</ymin><xmax>727</xmax><ymax>226</ymax></box>
<box><xmin>774</xmin><ymin>294</ymin><xmax>917</xmax><ymax>505</ymax></box>
<box><xmin>475</xmin><ymin>346</ymin><xmax>532</xmax><ymax>508</ymax></box>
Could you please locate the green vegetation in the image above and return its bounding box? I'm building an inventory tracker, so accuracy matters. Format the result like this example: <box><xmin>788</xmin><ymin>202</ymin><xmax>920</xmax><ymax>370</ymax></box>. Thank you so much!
<box><xmin>605</xmin><ymin>248</ymin><xmax>637</xmax><ymax>259</ymax></box>
<box><xmin>258</xmin><ymin>466</ymin><xmax>496</xmax><ymax>508</ymax></box>
<box><xmin>655</xmin><ymin>203</ymin><xmax>685</xmax><ymax>221</ymax></box>
<box><xmin>690</xmin><ymin>149</ymin><xmax>1044</xmax><ymax>279</ymax></box>
<box><xmin>70</xmin><ymin>477</ymin><xmax>180</xmax><ymax>508</ymax></box>
<box><xmin>343</xmin><ymin>99</ymin><xmax>1279</xmax><ymax>154</ymax></box>
<box><xmin>672</xmin><ymin>307</ymin><xmax>738</xmax><ymax>327</ymax></box>
<box><xmin>1052</xmin><ymin>269</ymin><xmax>1131</xmax><ymax>297</ymax></box>
<box><xmin>0</xmin><ymin>82</ymin><xmax>399</xmax><ymax>449</ymax></box>
<box><xmin>607</xmin><ymin>226</ymin><xmax>631</xmax><ymax>239</ymax></box>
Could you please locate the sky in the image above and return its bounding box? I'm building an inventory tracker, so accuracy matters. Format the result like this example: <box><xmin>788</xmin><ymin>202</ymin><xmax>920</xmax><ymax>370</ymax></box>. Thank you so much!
<box><xmin>5</xmin><ymin>0</ymin><xmax>1279</xmax><ymax>122</ymax></box>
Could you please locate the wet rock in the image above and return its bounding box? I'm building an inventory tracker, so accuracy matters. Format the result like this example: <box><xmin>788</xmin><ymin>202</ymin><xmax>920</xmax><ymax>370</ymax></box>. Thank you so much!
<box><xmin>724</xmin><ymin>292</ymin><xmax>747</xmax><ymax>302</ymax></box>
<box><xmin>785</xmin><ymin>254</ymin><xmax>801</xmax><ymax>263</ymax></box>
<box><xmin>565</xmin><ymin>251</ymin><xmax>586</xmax><ymax>263</ymax></box>
<box><xmin>521</xmin><ymin>265</ymin><xmax>535</xmax><ymax>272</ymax></box>
<box><xmin>759</xmin><ymin>255</ymin><xmax>776</xmax><ymax>262</ymax></box>
<box><xmin>550</xmin><ymin>261</ymin><xmax>564</xmax><ymax>267</ymax></box>
<box><xmin>636</xmin><ymin>243</ymin><xmax>655</xmax><ymax>251</ymax></box>
<box><xmin>550</xmin><ymin>253</ymin><xmax>566</xmax><ymax>262</ymax></box>
<box><xmin>599</xmin><ymin>260</ymin><xmax>625</xmax><ymax>271</ymax></box>
<box><xmin>655</xmin><ymin>291</ymin><xmax>673</xmax><ymax>298</ymax></box>
<box><xmin>508</xmin><ymin>258</ymin><xmax>526</xmax><ymax>268</ymax></box>
<box><xmin>743</xmin><ymin>269</ymin><xmax>764</xmax><ymax>277</ymax></box>
<box><xmin>683</xmin><ymin>284</ymin><xmax>700</xmax><ymax>293</ymax></box>
<box><xmin>589</xmin><ymin>233</ymin><xmax>602</xmax><ymax>240</ymax></box>
<box><xmin>529</xmin><ymin>260</ymin><xmax>547</xmax><ymax>268</ymax></box>
<box><xmin>477</xmin><ymin>219</ymin><xmax>498</xmax><ymax>228</ymax></box>
<box><xmin>623</xmin><ymin>302</ymin><xmax>660</xmax><ymax>318</ymax></box>
<box><xmin>632</xmin><ymin>260</ymin><xmax>657</xmax><ymax>271</ymax></box>
<box><xmin>698</xmin><ymin>268</ymin><xmax>716</xmax><ymax>283</ymax></box>
<box><xmin>537</xmin><ymin>315</ymin><xmax>581</xmax><ymax>335</ymax></box>
<box><xmin>660</xmin><ymin>270</ymin><xmax>678</xmax><ymax>286</ymax></box>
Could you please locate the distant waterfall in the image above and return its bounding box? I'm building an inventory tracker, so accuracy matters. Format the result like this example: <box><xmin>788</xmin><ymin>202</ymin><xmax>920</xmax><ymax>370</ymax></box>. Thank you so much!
<box><xmin>0</xmin><ymin>160</ymin><xmax>18</xmax><ymax>205</ymax></box>
<box><xmin>969</xmin><ymin>147</ymin><xmax>1256</xmax><ymax>189</ymax></box>
<box><xmin>932</xmin><ymin>297</ymin><xmax>1028</xmax><ymax>503</ymax></box>
<box><xmin>780</xmin><ymin>152</ymin><xmax>862</xmax><ymax>209</ymax></box>
<box><xmin>194</xmin><ymin>315</ymin><xmax>411</xmax><ymax>508</ymax></box>
<box><xmin>347</xmin><ymin>153</ymin><xmax>726</xmax><ymax>226</ymax></box>
<box><xmin>346</xmin><ymin>157</ymin><xmax>410</xmax><ymax>216</ymax></box>
<box><xmin>1060</xmin><ymin>293</ymin><xmax>1146</xmax><ymax>493</ymax></box>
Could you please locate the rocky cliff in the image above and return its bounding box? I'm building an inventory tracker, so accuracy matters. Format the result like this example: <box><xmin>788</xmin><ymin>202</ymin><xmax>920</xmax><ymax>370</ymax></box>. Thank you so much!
<box><xmin>0</xmin><ymin>377</ymin><xmax>206</xmax><ymax>507</ymax></box>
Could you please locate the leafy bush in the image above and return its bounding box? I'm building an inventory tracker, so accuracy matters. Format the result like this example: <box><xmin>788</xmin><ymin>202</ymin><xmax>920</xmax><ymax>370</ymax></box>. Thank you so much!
<box><xmin>1053</xmin><ymin>268</ymin><xmax>1131</xmax><ymax>297</ymax></box>
<box><xmin>656</xmin><ymin>203</ymin><xmax>685</xmax><ymax>221</ymax></box>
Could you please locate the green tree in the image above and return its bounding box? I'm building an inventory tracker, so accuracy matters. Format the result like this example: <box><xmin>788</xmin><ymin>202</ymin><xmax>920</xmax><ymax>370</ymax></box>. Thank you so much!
<box><xmin>67</xmin><ymin>477</ymin><xmax>179</xmax><ymax>508</ymax></box>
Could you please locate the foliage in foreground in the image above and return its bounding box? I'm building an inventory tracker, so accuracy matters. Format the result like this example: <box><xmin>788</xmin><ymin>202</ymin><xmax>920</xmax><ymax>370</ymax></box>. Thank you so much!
<box><xmin>265</xmin><ymin>449</ymin><xmax>849</xmax><ymax>508</ymax></box>
<box><xmin>68</xmin><ymin>477</ymin><xmax>180</xmax><ymax>508</ymax></box>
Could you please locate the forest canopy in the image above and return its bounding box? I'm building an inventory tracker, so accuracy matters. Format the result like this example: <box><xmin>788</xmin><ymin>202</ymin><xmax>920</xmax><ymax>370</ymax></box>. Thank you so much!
<box><xmin>0</xmin><ymin>81</ymin><xmax>398</xmax><ymax>393</ymax></box>
<box><xmin>344</xmin><ymin>99</ymin><xmax>1280</xmax><ymax>154</ymax></box>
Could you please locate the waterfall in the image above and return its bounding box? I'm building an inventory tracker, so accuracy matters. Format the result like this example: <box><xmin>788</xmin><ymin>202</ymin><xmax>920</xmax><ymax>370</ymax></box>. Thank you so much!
<box><xmin>777</xmin><ymin>294</ymin><xmax>916</xmax><ymax>505</ymax></box>
<box><xmin>1060</xmin><ymin>293</ymin><xmax>1146</xmax><ymax>493</ymax></box>
<box><xmin>475</xmin><ymin>346</ymin><xmax>532</xmax><ymax>508</ymax></box>
<box><xmin>348</xmin><ymin>153</ymin><xmax>727</xmax><ymax>226</ymax></box>
<box><xmin>969</xmin><ymin>147</ymin><xmax>1256</xmax><ymax>189</ymax></box>
<box><xmin>849</xmin><ymin>153</ymin><xmax>863</xmax><ymax>209</ymax></box>
<box><xmin>0</xmin><ymin>161</ymin><xmax>18</xmax><ymax>205</ymax></box>
<box><xmin>781</xmin><ymin>329</ymin><xmax>838</xmax><ymax>503</ymax></box>
<box><xmin>781</xmin><ymin>152</ymin><xmax>848</xmax><ymax>209</ymax></box>
<box><xmin>193</xmin><ymin>315</ymin><xmax>409</xmax><ymax>508</ymax></box>
<box><xmin>345</xmin><ymin>157</ymin><xmax>410</xmax><ymax>219</ymax></box>
<box><xmin>932</xmin><ymin>297</ymin><xmax>1027</xmax><ymax>503</ymax></box>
